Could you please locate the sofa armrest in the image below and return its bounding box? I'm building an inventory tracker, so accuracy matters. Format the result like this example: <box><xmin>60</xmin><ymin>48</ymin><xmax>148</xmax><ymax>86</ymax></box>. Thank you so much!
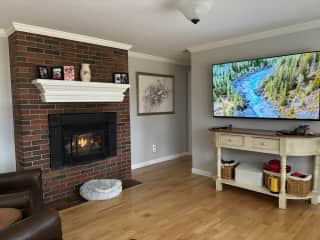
<box><xmin>0</xmin><ymin>192</ymin><xmax>29</xmax><ymax>210</ymax></box>
<box><xmin>0</xmin><ymin>170</ymin><xmax>44</xmax><ymax>214</ymax></box>
<box><xmin>1</xmin><ymin>208</ymin><xmax>62</xmax><ymax>240</ymax></box>
<box><xmin>0</xmin><ymin>170</ymin><xmax>42</xmax><ymax>194</ymax></box>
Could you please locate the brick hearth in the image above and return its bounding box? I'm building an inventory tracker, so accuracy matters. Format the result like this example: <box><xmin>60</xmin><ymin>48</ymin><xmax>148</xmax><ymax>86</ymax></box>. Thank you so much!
<box><xmin>9</xmin><ymin>31</ymin><xmax>131</xmax><ymax>203</ymax></box>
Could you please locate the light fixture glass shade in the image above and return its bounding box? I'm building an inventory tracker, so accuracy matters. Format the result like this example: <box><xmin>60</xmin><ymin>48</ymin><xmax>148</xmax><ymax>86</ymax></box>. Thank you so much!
<box><xmin>177</xmin><ymin>0</ymin><xmax>214</xmax><ymax>22</ymax></box>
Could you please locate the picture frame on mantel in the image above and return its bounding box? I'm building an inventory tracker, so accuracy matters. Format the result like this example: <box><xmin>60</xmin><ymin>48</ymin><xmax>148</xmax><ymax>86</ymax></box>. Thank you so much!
<box><xmin>136</xmin><ymin>72</ymin><xmax>175</xmax><ymax>116</ymax></box>
<box><xmin>113</xmin><ymin>72</ymin><xmax>129</xmax><ymax>84</ymax></box>
<box><xmin>37</xmin><ymin>65</ymin><xmax>49</xmax><ymax>79</ymax></box>
<box><xmin>63</xmin><ymin>65</ymin><xmax>75</xmax><ymax>81</ymax></box>
<box><xmin>51</xmin><ymin>66</ymin><xmax>63</xmax><ymax>80</ymax></box>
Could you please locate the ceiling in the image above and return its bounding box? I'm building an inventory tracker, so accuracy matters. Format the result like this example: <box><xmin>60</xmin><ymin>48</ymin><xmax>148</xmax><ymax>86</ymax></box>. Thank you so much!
<box><xmin>1</xmin><ymin>0</ymin><xmax>320</xmax><ymax>63</ymax></box>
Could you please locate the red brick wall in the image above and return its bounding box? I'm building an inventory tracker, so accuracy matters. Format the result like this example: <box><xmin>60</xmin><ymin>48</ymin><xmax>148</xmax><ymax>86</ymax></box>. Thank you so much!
<box><xmin>9</xmin><ymin>31</ymin><xmax>131</xmax><ymax>203</ymax></box>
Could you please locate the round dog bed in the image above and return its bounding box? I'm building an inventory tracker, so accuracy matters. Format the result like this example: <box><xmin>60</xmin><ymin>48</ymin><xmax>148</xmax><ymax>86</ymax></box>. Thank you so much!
<box><xmin>80</xmin><ymin>179</ymin><xmax>122</xmax><ymax>201</ymax></box>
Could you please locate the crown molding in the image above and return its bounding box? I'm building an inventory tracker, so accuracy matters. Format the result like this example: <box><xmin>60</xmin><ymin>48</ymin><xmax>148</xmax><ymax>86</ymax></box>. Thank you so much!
<box><xmin>128</xmin><ymin>51</ymin><xmax>189</xmax><ymax>66</ymax></box>
<box><xmin>8</xmin><ymin>22</ymin><xmax>132</xmax><ymax>50</ymax></box>
<box><xmin>5</xmin><ymin>26</ymin><xmax>14</xmax><ymax>37</ymax></box>
<box><xmin>0</xmin><ymin>29</ymin><xmax>6</xmax><ymax>37</ymax></box>
<box><xmin>188</xmin><ymin>18</ymin><xmax>320</xmax><ymax>53</ymax></box>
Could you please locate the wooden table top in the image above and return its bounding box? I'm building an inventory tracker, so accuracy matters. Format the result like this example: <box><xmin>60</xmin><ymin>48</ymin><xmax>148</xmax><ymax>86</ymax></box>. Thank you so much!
<box><xmin>209</xmin><ymin>127</ymin><xmax>320</xmax><ymax>138</ymax></box>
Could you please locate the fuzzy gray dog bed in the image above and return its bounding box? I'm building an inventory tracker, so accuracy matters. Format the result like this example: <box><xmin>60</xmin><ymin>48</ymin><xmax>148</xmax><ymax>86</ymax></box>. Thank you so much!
<box><xmin>80</xmin><ymin>179</ymin><xmax>122</xmax><ymax>201</ymax></box>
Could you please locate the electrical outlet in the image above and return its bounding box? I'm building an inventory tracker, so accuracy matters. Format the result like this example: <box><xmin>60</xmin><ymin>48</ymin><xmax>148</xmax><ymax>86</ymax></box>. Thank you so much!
<box><xmin>152</xmin><ymin>144</ymin><xmax>157</xmax><ymax>153</ymax></box>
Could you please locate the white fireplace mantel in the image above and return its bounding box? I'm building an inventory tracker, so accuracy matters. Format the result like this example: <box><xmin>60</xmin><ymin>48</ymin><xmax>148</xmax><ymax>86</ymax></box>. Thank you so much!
<box><xmin>32</xmin><ymin>79</ymin><xmax>130</xmax><ymax>103</ymax></box>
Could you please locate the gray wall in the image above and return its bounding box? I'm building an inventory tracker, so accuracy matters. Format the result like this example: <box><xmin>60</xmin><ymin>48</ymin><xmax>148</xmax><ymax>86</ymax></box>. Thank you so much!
<box><xmin>0</xmin><ymin>37</ymin><xmax>15</xmax><ymax>173</ymax></box>
<box><xmin>129</xmin><ymin>56</ymin><xmax>189</xmax><ymax>166</ymax></box>
<box><xmin>191</xmin><ymin>28</ymin><xmax>320</xmax><ymax>175</ymax></box>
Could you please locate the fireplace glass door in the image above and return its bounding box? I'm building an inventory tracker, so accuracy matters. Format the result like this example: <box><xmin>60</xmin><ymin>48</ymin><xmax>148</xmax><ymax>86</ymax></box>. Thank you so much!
<box><xmin>49</xmin><ymin>112</ymin><xmax>116</xmax><ymax>169</ymax></box>
<box><xmin>64</xmin><ymin>130</ymin><xmax>106</xmax><ymax>163</ymax></box>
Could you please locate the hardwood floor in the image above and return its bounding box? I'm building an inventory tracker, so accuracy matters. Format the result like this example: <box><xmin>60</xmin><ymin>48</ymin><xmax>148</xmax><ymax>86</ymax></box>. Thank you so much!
<box><xmin>61</xmin><ymin>157</ymin><xmax>320</xmax><ymax>240</ymax></box>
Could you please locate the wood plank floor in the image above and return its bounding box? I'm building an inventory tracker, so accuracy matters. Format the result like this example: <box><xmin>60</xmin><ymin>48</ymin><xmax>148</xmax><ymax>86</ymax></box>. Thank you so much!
<box><xmin>61</xmin><ymin>157</ymin><xmax>320</xmax><ymax>240</ymax></box>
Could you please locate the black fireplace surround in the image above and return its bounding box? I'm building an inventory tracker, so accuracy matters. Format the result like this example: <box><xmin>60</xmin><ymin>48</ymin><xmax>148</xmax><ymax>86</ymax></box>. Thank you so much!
<box><xmin>49</xmin><ymin>112</ymin><xmax>117</xmax><ymax>169</ymax></box>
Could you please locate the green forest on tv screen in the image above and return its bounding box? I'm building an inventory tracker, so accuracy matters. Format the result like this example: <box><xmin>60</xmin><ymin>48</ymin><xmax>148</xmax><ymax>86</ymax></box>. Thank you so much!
<box><xmin>212</xmin><ymin>52</ymin><xmax>320</xmax><ymax>119</ymax></box>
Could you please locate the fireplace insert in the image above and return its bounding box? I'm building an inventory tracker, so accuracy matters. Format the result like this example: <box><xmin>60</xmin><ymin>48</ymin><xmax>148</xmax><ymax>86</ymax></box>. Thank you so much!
<box><xmin>49</xmin><ymin>112</ymin><xmax>116</xmax><ymax>169</ymax></box>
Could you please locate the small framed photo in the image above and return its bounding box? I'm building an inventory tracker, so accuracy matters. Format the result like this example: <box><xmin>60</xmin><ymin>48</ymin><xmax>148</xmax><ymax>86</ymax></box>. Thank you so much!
<box><xmin>51</xmin><ymin>66</ymin><xmax>63</xmax><ymax>80</ymax></box>
<box><xmin>113</xmin><ymin>72</ymin><xmax>129</xmax><ymax>84</ymax></box>
<box><xmin>64</xmin><ymin>65</ymin><xmax>75</xmax><ymax>81</ymax></box>
<box><xmin>37</xmin><ymin>65</ymin><xmax>49</xmax><ymax>79</ymax></box>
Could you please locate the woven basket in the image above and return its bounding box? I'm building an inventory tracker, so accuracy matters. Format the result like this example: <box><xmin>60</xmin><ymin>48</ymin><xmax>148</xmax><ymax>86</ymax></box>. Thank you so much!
<box><xmin>221</xmin><ymin>163</ymin><xmax>238</xmax><ymax>180</ymax></box>
<box><xmin>287</xmin><ymin>175</ymin><xmax>312</xmax><ymax>197</ymax></box>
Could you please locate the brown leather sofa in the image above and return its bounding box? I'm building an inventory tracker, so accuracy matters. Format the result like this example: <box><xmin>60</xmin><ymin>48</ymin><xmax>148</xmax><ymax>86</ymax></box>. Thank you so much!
<box><xmin>0</xmin><ymin>169</ymin><xmax>62</xmax><ymax>240</ymax></box>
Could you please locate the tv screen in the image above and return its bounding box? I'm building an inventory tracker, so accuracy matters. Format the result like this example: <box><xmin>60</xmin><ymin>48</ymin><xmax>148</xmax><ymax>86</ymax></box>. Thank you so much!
<box><xmin>212</xmin><ymin>51</ymin><xmax>320</xmax><ymax>120</ymax></box>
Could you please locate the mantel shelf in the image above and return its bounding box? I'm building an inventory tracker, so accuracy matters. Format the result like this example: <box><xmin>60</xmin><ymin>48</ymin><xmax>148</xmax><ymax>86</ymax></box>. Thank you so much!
<box><xmin>32</xmin><ymin>79</ymin><xmax>130</xmax><ymax>103</ymax></box>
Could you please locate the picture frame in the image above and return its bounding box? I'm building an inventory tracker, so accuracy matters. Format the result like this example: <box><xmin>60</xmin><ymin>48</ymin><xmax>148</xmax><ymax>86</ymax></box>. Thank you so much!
<box><xmin>64</xmin><ymin>65</ymin><xmax>75</xmax><ymax>81</ymax></box>
<box><xmin>51</xmin><ymin>66</ymin><xmax>63</xmax><ymax>80</ymax></box>
<box><xmin>113</xmin><ymin>72</ymin><xmax>129</xmax><ymax>84</ymax></box>
<box><xmin>136</xmin><ymin>72</ymin><xmax>175</xmax><ymax>116</ymax></box>
<box><xmin>37</xmin><ymin>65</ymin><xmax>49</xmax><ymax>79</ymax></box>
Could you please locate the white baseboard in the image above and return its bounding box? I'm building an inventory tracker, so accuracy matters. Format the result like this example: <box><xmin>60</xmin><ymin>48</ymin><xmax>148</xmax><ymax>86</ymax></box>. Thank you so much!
<box><xmin>131</xmin><ymin>152</ymin><xmax>191</xmax><ymax>170</ymax></box>
<box><xmin>191</xmin><ymin>168</ymin><xmax>213</xmax><ymax>178</ymax></box>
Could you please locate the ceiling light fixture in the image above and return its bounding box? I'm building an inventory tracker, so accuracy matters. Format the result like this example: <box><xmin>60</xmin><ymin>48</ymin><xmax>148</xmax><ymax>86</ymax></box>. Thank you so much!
<box><xmin>177</xmin><ymin>0</ymin><xmax>214</xmax><ymax>24</ymax></box>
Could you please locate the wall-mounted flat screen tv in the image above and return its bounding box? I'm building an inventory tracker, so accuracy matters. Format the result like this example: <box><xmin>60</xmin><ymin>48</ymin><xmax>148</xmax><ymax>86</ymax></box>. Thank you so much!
<box><xmin>212</xmin><ymin>51</ymin><xmax>320</xmax><ymax>120</ymax></box>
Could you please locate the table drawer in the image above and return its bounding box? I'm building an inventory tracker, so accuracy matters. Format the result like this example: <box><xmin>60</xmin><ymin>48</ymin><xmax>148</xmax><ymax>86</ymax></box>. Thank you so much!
<box><xmin>220</xmin><ymin>134</ymin><xmax>244</xmax><ymax>147</ymax></box>
<box><xmin>251</xmin><ymin>137</ymin><xmax>280</xmax><ymax>152</ymax></box>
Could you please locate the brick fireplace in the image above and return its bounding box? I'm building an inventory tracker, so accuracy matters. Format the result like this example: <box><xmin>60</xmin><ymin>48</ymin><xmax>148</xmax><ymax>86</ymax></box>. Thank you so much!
<box><xmin>9</xmin><ymin>31</ymin><xmax>131</xmax><ymax>203</ymax></box>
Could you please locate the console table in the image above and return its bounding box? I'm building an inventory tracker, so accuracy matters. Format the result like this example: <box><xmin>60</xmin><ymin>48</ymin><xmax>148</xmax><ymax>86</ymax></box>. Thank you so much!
<box><xmin>210</xmin><ymin>128</ymin><xmax>320</xmax><ymax>209</ymax></box>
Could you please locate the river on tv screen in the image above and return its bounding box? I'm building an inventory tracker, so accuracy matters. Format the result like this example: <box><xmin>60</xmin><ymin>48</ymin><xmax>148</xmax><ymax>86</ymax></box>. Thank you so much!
<box><xmin>212</xmin><ymin>52</ymin><xmax>320</xmax><ymax>119</ymax></box>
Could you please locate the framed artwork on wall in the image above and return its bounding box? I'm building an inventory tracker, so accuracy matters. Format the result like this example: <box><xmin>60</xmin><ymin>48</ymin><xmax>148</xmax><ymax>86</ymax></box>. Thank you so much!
<box><xmin>136</xmin><ymin>72</ymin><xmax>175</xmax><ymax>116</ymax></box>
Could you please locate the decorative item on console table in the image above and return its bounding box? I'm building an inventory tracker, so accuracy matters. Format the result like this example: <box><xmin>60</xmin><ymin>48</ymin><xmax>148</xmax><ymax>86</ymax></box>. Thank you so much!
<box><xmin>263</xmin><ymin>159</ymin><xmax>292</xmax><ymax>192</ymax></box>
<box><xmin>221</xmin><ymin>160</ymin><xmax>238</xmax><ymax>180</ymax></box>
<box><xmin>287</xmin><ymin>173</ymin><xmax>312</xmax><ymax>197</ymax></box>
<box><xmin>51</xmin><ymin>66</ymin><xmax>63</xmax><ymax>80</ymax></box>
<box><xmin>268</xmin><ymin>176</ymin><xmax>280</xmax><ymax>193</ymax></box>
<box><xmin>263</xmin><ymin>170</ymin><xmax>292</xmax><ymax>191</ymax></box>
<box><xmin>64</xmin><ymin>65</ymin><xmax>75</xmax><ymax>81</ymax></box>
<box><xmin>277</xmin><ymin>125</ymin><xmax>313</xmax><ymax>136</ymax></box>
<box><xmin>37</xmin><ymin>65</ymin><xmax>49</xmax><ymax>79</ymax></box>
<box><xmin>80</xmin><ymin>63</ymin><xmax>91</xmax><ymax>82</ymax></box>
<box><xmin>294</xmin><ymin>125</ymin><xmax>311</xmax><ymax>135</ymax></box>
<box><xmin>235</xmin><ymin>163</ymin><xmax>263</xmax><ymax>187</ymax></box>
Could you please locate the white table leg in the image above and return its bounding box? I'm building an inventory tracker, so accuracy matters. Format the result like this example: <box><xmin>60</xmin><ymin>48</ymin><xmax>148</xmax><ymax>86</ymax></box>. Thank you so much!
<box><xmin>279</xmin><ymin>155</ymin><xmax>287</xmax><ymax>209</ymax></box>
<box><xmin>312</xmin><ymin>155</ymin><xmax>320</xmax><ymax>205</ymax></box>
<box><xmin>216</xmin><ymin>147</ymin><xmax>223</xmax><ymax>191</ymax></box>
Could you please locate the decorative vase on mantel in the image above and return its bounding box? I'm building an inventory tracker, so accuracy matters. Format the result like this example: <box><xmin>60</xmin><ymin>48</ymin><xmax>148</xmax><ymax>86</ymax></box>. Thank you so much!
<box><xmin>80</xmin><ymin>63</ymin><xmax>91</xmax><ymax>82</ymax></box>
